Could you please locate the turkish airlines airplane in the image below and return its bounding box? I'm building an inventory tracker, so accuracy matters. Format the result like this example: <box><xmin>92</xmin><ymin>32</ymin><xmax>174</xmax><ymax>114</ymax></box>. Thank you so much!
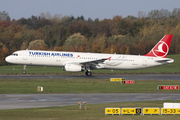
<box><xmin>5</xmin><ymin>34</ymin><xmax>174</xmax><ymax>76</ymax></box>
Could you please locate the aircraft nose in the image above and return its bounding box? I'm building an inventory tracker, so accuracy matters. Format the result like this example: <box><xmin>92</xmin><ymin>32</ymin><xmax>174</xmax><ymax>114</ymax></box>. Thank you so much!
<box><xmin>5</xmin><ymin>56</ymin><xmax>10</xmax><ymax>62</ymax></box>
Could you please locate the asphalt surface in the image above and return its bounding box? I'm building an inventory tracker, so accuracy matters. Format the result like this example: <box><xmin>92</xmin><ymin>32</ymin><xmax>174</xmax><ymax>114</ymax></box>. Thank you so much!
<box><xmin>0</xmin><ymin>74</ymin><xmax>180</xmax><ymax>80</ymax></box>
<box><xmin>0</xmin><ymin>93</ymin><xmax>180</xmax><ymax>110</ymax></box>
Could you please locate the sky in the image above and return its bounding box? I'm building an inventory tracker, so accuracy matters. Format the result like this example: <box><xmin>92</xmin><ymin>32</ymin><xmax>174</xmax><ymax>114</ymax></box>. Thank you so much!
<box><xmin>0</xmin><ymin>0</ymin><xmax>180</xmax><ymax>20</ymax></box>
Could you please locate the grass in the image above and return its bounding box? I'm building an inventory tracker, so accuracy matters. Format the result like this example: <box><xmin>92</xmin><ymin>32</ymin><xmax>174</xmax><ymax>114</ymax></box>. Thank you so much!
<box><xmin>0</xmin><ymin>79</ymin><xmax>180</xmax><ymax>94</ymax></box>
<box><xmin>0</xmin><ymin>100</ymin><xmax>180</xmax><ymax>120</ymax></box>
<box><xmin>0</xmin><ymin>54</ymin><xmax>180</xmax><ymax>75</ymax></box>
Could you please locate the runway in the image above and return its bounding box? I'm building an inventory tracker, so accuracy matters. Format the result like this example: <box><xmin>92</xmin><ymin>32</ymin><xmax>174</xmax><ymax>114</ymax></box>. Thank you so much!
<box><xmin>0</xmin><ymin>93</ymin><xmax>180</xmax><ymax>110</ymax></box>
<box><xmin>0</xmin><ymin>74</ymin><xmax>180</xmax><ymax>80</ymax></box>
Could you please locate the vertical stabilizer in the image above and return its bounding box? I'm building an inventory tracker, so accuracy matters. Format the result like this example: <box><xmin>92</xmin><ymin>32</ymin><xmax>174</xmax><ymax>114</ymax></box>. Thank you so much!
<box><xmin>144</xmin><ymin>35</ymin><xmax>173</xmax><ymax>58</ymax></box>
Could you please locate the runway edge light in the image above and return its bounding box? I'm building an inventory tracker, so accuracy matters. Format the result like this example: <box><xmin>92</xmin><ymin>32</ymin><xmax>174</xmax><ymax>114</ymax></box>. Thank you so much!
<box><xmin>78</xmin><ymin>102</ymin><xmax>87</xmax><ymax>110</ymax></box>
<box><xmin>83</xmin><ymin>102</ymin><xmax>86</xmax><ymax>110</ymax></box>
<box><xmin>78</xmin><ymin>102</ymin><xmax>81</xmax><ymax>110</ymax></box>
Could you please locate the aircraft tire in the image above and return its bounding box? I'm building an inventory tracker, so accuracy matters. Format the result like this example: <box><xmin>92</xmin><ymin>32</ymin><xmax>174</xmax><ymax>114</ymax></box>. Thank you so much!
<box><xmin>22</xmin><ymin>70</ymin><xmax>26</xmax><ymax>74</ymax></box>
<box><xmin>85</xmin><ymin>71</ymin><xmax>92</xmax><ymax>76</ymax></box>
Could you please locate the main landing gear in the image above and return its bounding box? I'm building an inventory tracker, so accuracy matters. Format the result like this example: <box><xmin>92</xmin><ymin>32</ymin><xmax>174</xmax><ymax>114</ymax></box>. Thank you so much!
<box><xmin>22</xmin><ymin>65</ymin><xmax>26</xmax><ymax>74</ymax></box>
<box><xmin>85</xmin><ymin>70</ymin><xmax>92</xmax><ymax>76</ymax></box>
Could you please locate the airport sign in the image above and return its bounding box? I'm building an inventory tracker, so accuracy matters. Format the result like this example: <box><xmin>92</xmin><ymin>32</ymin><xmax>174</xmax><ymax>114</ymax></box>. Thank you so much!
<box><xmin>105</xmin><ymin>108</ymin><xmax>120</xmax><ymax>115</ymax></box>
<box><xmin>110</xmin><ymin>78</ymin><xmax>125</xmax><ymax>82</ymax></box>
<box><xmin>161</xmin><ymin>108</ymin><xmax>180</xmax><ymax>115</ymax></box>
<box><xmin>157</xmin><ymin>85</ymin><xmax>179</xmax><ymax>90</ymax></box>
<box><xmin>121</xmin><ymin>80</ymin><xmax>134</xmax><ymax>84</ymax></box>
<box><xmin>121</xmin><ymin>108</ymin><xmax>141</xmax><ymax>115</ymax></box>
<box><xmin>104</xmin><ymin>107</ymin><xmax>180</xmax><ymax>115</ymax></box>
<box><xmin>143</xmin><ymin>108</ymin><xmax>160</xmax><ymax>115</ymax></box>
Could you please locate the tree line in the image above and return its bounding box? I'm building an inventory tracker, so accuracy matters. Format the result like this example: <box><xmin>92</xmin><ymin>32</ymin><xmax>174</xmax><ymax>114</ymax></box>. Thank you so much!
<box><xmin>0</xmin><ymin>8</ymin><xmax>180</xmax><ymax>65</ymax></box>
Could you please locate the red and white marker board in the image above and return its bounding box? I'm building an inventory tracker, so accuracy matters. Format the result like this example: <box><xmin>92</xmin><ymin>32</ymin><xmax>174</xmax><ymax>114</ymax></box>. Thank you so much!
<box><xmin>121</xmin><ymin>80</ymin><xmax>134</xmax><ymax>84</ymax></box>
<box><xmin>157</xmin><ymin>85</ymin><xmax>179</xmax><ymax>90</ymax></box>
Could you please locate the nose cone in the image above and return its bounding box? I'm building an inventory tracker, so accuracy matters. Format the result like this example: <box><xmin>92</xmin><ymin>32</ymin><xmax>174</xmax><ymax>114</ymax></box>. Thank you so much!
<box><xmin>5</xmin><ymin>56</ymin><xmax>10</xmax><ymax>63</ymax></box>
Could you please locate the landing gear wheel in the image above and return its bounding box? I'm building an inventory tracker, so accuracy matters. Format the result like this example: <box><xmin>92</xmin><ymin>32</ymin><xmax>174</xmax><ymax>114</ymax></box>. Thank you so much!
<box><xmin>85</xmin><ymin>71</ymin><xmax>92</xmax><ymax>76</ymax></box>
<box><xmin>22</xmin><ymin>70</ymin><xmax>26</xmax><ymax>74</ymax></box>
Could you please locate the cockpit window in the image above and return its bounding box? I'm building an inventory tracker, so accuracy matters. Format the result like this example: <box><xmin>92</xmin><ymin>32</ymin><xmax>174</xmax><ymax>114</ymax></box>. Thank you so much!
<box><xmin>11</xmin><ymin>53</ymin><xmax>18</xmax><ymax>56</ymax></box>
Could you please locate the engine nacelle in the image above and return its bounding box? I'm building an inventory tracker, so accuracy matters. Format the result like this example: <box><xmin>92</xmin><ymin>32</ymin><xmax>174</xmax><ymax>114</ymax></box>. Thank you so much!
<box><xmin>63</xmin><ymin>64</ymin><xmax>85</xmax><ymax>72</ymax></box>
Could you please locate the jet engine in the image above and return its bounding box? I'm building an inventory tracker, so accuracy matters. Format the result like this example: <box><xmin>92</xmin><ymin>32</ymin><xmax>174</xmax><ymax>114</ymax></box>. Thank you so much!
<box><xmin>63</xmin><ymin>64</ymin><xmax>85</xmax><ymax>72</ymax></box>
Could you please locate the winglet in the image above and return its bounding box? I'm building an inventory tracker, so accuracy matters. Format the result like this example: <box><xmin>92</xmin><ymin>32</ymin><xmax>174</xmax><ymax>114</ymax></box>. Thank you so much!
<box><xmin>107</xmin><ymin>57</ymin><xmax>111</xmax><ymax>61</ymax></box>
<box><xmin>144</xmin><ymin>34</ymin><xmax>173</xmax><ymax>58</ymax></box>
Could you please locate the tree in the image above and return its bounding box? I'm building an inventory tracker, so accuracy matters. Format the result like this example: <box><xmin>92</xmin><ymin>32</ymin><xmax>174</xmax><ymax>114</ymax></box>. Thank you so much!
<box><xmin>97</xmin><ymin>19</ymin><xmax>112</xmax><ymax>37</ymax></box>
<box><xmin>125</xmin><ymin>46</ymin><xmax>130</xmax><ymax>54</ymax></box>
<box><xmin>68</xmin><ymin>22</ymin><xmax>92</xmax><ymax>38</ymax></box>
<box><xmin>63</xmin><ymin>33</ymin><xmax>88</xmax><ymax>52</ymax></box>
<box><xmin>116</xmin><ymin>19</ymin><xmax>133</xmax><ymax>35</ymax></box>
<box><xmin>0</xmin><ymin>11</ymin><xmax>10</xmax><ymax>21</ymax></box>
<box><xmin>0</xmin><ymin>20</ymin><xmax>10</xmax><ymax>27</ymax></box>
<box><xmin>77</xmin><ymin>15</ymin><xmax>85</xmax><ymax>22</ymax></box>
<box><xmin>119</xmin><ymin>45</ymin><xmax>127</xmax><ymax>54</ymax></box>
<box><xmin>110</xmin><ymin>16</ymin><xmax>123</xmax><ymax>35</ymax></box>
<box><xmin>0</xmin><ymin>45</ymin><xmax>9</xmax><ymax>61</ymax></box>
<box><xmin>138</xmin><ymin>11</ymin><xmax>146</xmax><ymax>18</ymax></box>
<box><xmin>20</xmin><ymin>41</ymin><xmax>28</xmax><ymax>50</ymax></box>
<box><xmin>147</xmin><ymin>9</ymin><xmax>170</xmax><ymax>20</ymax></box>
<box><xmin>52</xmin><ymin>14</ymin><xmax>62</xmax><ymax>23</ymax></box>
<box><xmin>28</xmin><ymin>40</ymin><xmax>47</xmax><ymax>50</ymax></box>
<box><xmin>0</xmin><ymin>43</ymin><xmax>4</xmax><ymax>61</ymax></box>
<box><xmin>91</xmin><ymin>34</ymin><xmax>107</xmax><ymax>53</ymax></box>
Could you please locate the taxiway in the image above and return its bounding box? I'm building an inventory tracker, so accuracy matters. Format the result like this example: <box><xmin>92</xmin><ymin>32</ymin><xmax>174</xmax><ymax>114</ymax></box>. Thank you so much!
<box><xmin>0</xmin><ymin>93</ymin><xmax>180</xmax><ymax>110</ymax></box>
<box><xmin>0</xmin><ymin>74</ymin><xmax>180</xmax><ymax>80</ymax></box>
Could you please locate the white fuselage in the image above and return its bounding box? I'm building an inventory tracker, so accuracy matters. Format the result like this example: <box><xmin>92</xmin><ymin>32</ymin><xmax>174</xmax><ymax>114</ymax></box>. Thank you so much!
<box><xmin>5</xmin><ymin>50</ymin><xmax>174</xmax><ymax>70</ymax></box>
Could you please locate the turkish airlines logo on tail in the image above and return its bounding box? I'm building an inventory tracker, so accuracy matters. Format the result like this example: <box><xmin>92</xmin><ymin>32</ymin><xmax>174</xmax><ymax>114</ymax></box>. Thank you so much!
<box><xmin>152</xmin><ymin>41</ymin><xmax>169</xmax><ymax>57</ymax></box>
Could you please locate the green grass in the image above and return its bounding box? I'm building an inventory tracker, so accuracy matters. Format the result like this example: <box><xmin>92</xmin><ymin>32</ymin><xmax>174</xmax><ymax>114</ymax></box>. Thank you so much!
<box><xmin>0</xmin><ymin>100</ymin><xmax>180</xmax><ymax>120</ymax></box>
<box><xmin>0</xmin><ymin>54</ymin><xmax>180</xmax><ymax>75</ymax></box>
<box><xmin>0</xmin><ymin>79</ymin><xmax>179</xmax><ymax>94</ymax></box>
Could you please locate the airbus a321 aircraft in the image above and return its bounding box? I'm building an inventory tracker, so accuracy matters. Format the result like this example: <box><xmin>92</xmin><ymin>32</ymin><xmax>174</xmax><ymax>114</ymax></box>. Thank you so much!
<box><xmin>5</xmin><ymin>34</ymin><xmax>174</xmax><ymax>76</ymax></box>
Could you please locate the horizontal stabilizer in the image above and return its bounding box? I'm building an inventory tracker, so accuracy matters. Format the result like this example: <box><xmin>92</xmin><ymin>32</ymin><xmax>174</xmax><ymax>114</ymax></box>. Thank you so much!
<box><xmin>155</xmin><ymin>58</ymin><xmax>174</xmax><ymax>64</ymax></box>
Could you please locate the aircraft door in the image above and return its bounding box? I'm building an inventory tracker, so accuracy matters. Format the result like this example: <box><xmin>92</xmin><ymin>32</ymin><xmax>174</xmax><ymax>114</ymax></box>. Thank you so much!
<box><xmin>56</xmin><ymin>56</ymin><xmax>61</xmax><ymax>62</ymax></box>
<box><xmin>23</xmin><ymin>51</ymin><xmax>28</xmax><ymax>60</ymax></box>
<box><xmin>142</xmin><ymin>58</ymin><xmax>147</xmax><ymax>66</ymax></box>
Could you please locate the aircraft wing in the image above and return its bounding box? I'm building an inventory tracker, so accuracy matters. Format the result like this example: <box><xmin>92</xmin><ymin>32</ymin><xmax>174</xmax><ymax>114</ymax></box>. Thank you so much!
<box><xmin>66</xmin><ymin>58</ymin><xmax>108</xmax><ymax>65</ymax></box>
<box><xmin>64</xmin><ymin>56</ymin><xmax>112</xmax><ymax>69</ymax></box>
<box><xmin>79</xmin><ymin>58</ymin><xmax>108</xmax><ymax>69</ymax></box>
<box><xmin>79</xmin><ymin>58</ymin><xmax>107</xmax><ymax>65</ymax></box>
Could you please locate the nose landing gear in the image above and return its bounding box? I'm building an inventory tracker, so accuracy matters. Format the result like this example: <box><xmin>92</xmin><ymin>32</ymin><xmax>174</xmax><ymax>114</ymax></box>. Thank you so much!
<box><xmin>22</xmin><ymin>65</ymin><xmax>26</xmax><ymax>74</ymax></box>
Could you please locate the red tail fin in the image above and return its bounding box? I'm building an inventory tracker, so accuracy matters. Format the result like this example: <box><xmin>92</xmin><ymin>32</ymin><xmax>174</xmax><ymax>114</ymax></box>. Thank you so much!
<box><xmin>144</xmin><ymin>34</ymin><xmax>173</xmax><ymax>58</ymax></box>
